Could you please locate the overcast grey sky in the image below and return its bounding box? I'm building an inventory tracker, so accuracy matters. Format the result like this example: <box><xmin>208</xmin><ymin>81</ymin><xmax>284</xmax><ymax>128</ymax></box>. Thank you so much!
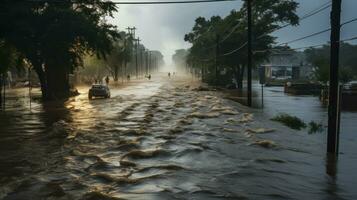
<box><xmin>109</xmin><ymin>0</ymin><xmax>357</xmax><ymax>66</ymax></box>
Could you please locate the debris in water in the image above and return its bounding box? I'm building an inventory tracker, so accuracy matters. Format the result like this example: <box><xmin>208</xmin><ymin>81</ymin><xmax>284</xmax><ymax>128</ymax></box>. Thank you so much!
<box><xmin>271</xmin><ymin>113</ymin><xmax>306</xmax><ymax>130</ymax></box>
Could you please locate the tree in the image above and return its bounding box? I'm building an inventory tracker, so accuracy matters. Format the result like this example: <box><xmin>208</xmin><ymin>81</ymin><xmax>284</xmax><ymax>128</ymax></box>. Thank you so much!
<box><xmin>0</xmin><ymin>1</ymin><xmax>120</xmax><ymax>100</ymax></box>
<box><xmin>105</xmin><ymin>32</ymin><xmax>134</xmax><ymax>82</ymax></box>
<box><xmin>172</xmin><ymin>49</ymin><xmax>189</xmax><ymax>71</ymax></box>
<box><xmin>81</xmin><ymin>55</ymin><xmax>108</xmax><ymax>84</ymax></box>
<box><xmin>0</xmin><ymin>41</ymin><xmax>24</xmax><ymax>109</ymax></box>
<box><xmin>184</xmin><ymin>0</ymin><xmax>299</xmax><ymax>87</ymax></box>
<box><xmin>305</xmin><ymin>43</ymin><xmax>357</xmax><ymax>84</ymax></box>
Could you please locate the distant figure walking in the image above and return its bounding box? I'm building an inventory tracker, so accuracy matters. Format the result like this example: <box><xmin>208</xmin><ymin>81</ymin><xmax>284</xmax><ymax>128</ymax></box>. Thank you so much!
<box><xmin>148</xmin><ymin>74</ymin><xmax>151</xmax><ymax>80</ymax></box>
<box><xmin>127</xmin><ymin>74</ymin><xmax>130</xmax><ymax>81</ymax></box>
<box><xmin>105</xmin><ymin>76</ymin><xmax>110</xmax><ymax>85</ymax></box>
<box><xmin>168</xmin><ymin>72</ymin><xmax>171</xmax><ymax>78</ymax></box>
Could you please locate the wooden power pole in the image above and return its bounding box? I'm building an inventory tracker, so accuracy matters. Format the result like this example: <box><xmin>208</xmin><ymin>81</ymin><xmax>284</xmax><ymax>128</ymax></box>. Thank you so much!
<box><xmin>327</xmin><ymin>0</ymin><xmax>342</xmax><ymax>155</ymax></box>
<box><xmin>247</xmin><ymin>0</ymin><xmax>253</xmax><ymax>107</ymax></box>
<box><xmin>215</xmin><ymin>34</ymin><xmax>220</xmax><ymax>85</ymax></box>
<box><xmin>134</xmin><ymin>37</ymin><xmax>141</xmax><ymax>78</ymax></box>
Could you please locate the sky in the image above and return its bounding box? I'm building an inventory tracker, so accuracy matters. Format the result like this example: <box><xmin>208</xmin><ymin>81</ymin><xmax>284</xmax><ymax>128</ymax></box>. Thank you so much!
<box><xmin>109</xmin><ymin>0</ymin><xmax>357</xmax><ymax>67</ymax></box>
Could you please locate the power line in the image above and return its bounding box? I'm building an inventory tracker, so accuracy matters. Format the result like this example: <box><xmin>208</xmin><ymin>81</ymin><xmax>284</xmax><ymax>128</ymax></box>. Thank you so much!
<box><xmin>278</xmin><ymin>28</ymin><xmax>331</xmax><ymax>46</ymax></box>
<box><xmin>217</xmin><ymin>1</ymin><xmax>333</xmax><ymax>56</ymax></box>
<box><xmin>24</xmin><ymin>0</ymin><xmax>238</xmax><ymax>4</ymax></box>
<box><xmin>299</xmin><ymin>2</ymin><xmax>331</xmax><ymax>21</ymax></box>
<box><xmin>256</xmin><ymin>1</ymin><xmax>331</xmax><ymax>40</ymax></box>
<box><xmin>340</xmin><ymin>35</ymin><xmax>357</xmax><ymax>42</ymax></box>
<box><xmin>276</xmin><ymin>17</ymin><xmax>357</xmax><ymax>46</ymax></box>
<box><xmin>220</xmin><ymin>41</ymin><xmax>247</xmax><ymax>56</ymax></box>
<box><xmin>254</xmin><ymin>35</ymin><xmax>357</xmax><ymax>54</ymax></box>
<box><xmin>341</xmin><ymin>17</ymin><xmax>357</xmax><ymax>27</ymax></box>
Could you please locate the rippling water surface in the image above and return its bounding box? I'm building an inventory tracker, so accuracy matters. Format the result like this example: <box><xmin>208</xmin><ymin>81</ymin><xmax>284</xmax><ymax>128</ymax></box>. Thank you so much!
<box><xmin>0</xmin><ymin>76</ymin><xmax>356</xmax><ymax>200</ymax></box>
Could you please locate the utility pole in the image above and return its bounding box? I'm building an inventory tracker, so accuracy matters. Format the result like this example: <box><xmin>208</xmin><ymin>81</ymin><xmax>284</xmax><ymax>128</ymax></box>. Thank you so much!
<box><xmin>140</xmin><ymin>47</ymin><xmax>144</xmax><ymax>76</ymax></box>
<box><xmin>247</xmin><ymin>0</ymin><xmax>253</xmax><ymax>107</ymax></box>
<box><xmin>126</xmin><ymin>27</ymin><xmax>136</xmax><ymax>38</ymax></box>
<box><xmin>149</xmin><ymin>51</ymin><xmax>152</xmax><ymax>74</ymax></box>
<box><xmin>134</xmin><ymin>37</ymin><xmax>141</xmax><ymax>78</ymax></box>
<box><xmin>215</xmin><ymin>34</ymin><xmax>220</xmax><ymax>85</ymax></box>
<box><xmin>327</xmin><ymin>0</ymin><xmax>342</xmax><ymax>155</ymax></box>
<box><xmin>146</xmin><ymin>50</ymin><xmax>149</xmax><ymax>74</ymax></box>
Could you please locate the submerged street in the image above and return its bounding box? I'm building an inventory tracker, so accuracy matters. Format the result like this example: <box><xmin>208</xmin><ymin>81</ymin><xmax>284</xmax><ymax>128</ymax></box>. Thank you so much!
<box><xmin>0</xmin><ymin>74</ymin><xmax>356</xmax><ymax>200</ymax></box>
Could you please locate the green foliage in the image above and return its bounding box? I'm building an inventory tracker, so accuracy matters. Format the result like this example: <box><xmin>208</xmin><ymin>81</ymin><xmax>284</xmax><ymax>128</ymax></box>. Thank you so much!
<box><xmin>271</xmin><ymin>113</ymin><xmax>307</xmax><ymax>130</ymax></box>
<box><xmin>0</xmin><ymin>41</ymin><xmax>25</xmax><ymax>74</ymax></box>
<box><xmin>0</xmin><ymin>1</ymin><xmax>120</xmax><ymax>99</ymax></box>
<box><xmin>339</xmin><ymin>67</ymin><xmax>354</xmax><ymax>84</ymax></box>
<box><xmin>81</xmin><ymin>54</ymin><xmax>107</xmax><ymax>82</ymax></box>
<box><xmin>184</xmin><ymin>0</ymin><xmax>299</xmax><ymax>86</ymax></box>
<box><xmin>308</xmin><ymin>121</ymin><xmax>324</xmax><ymax>134</ymax></box>
<box><xmin>105</xmin><ymin>32</ymin><xmax>134</xmax><ymax>81</ymax></box>
<box><xmin>313</xmin><ymin>58</ymin><xmax>330</xmax><ymax>84</ymax></box>
<box><xmin>305</xmin><ymin>43</ymin><xmax>357</xmax><ymax>84</ymax></box>
<box><xmin>172</xmin><ymin>49</ymin><xmax>188</xmax><ymax>69</ymax></box>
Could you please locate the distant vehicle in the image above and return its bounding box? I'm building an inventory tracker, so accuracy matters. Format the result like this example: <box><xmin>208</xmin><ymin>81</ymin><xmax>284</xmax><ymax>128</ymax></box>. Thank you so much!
<box><xmin>88</xmin><ymin>84</ymin><xmax>111</xmax><ymax>99</ymax></box>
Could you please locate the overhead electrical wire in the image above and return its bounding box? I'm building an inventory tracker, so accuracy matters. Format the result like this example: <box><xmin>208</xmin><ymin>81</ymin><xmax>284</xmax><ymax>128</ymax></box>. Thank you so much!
<box><xmin>254</xmin><ymin>35</ymin><xmax>357</xmax><ymax>54</ymax></box>
<box><xmin>24</xmin><ymin>0</ymin><xmax>238</xmax><ymax>4</ymax></box>
<box><xmin>217</xmin><ymin>1</ymin><xmax>333</xmax><ymax>57</ymax></box>
<box><xmin>225</xmin><ymin>16</ymin><xmax>357</xmax><ymax>57</ymax></box>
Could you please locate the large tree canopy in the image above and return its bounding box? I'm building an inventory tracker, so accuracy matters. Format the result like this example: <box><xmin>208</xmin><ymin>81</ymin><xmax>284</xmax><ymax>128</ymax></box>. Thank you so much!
<box><xmin>0</xmin><ymin>0</ymin><xmax>120</xmax><ymax>99</ymax></box>
<box><xmin>305</xmin><ymin>43</ymin><xmax>357</xmax><ymax>84</ymax></box>
<box><xmin>184</xmin><ymin>0</ymin><xmax>299</xmax><ymax>87</ymax></box>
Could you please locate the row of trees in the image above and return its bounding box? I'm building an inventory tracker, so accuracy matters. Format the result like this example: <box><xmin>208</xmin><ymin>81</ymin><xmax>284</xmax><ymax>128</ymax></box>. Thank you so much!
<box><xmin>0</xmin><ymin>1</ymin><xmax>164</xmax><ymax>101</ymax></box>
<box><xmin>80</xmin><ymin>31</ymin><xmax>164</xmax><ymax>84</ymax></box>
<box><xmin>181</xmin><ymin>0</ymin><xmax>299</xmax><ymax>87</ymax></box>
<box><xmin>0</xmin><ymin>0</ymin><xmax>119</xmax><ymax>100</ymax></box>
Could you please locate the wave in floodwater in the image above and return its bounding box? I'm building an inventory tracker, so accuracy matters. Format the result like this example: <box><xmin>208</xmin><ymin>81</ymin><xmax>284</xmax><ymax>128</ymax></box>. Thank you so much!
<box><xmin>0</xmin><ymin>78</ymin><xmax>356</xmax><ymax>200</ymax></box>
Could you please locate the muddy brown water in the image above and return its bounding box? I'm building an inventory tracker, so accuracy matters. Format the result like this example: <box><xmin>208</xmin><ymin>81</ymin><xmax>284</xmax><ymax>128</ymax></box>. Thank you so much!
<box><xmin>0</xmin><ymin>77</ymin><xmax>356</xmax><ymax>199</ymax></box>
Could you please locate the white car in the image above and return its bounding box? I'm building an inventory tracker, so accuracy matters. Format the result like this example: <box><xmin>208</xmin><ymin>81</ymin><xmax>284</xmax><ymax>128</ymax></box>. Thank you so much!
<box><xmin>88</xmin><ymin>84</ymin><xmax>111</xmax><ymax>99</ymax></box>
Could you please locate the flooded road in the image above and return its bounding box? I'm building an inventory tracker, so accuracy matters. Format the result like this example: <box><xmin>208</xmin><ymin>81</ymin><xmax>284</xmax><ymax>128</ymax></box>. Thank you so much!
<box><xmin>0</xmin><ymin>75</ymin><xmax>356</xmax><ymax>199</ymax></box>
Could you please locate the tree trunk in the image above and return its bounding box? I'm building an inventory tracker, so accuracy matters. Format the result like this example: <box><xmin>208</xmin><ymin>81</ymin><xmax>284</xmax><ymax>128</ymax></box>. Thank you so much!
<box><xmin>234</xmin><ymin>65</ymin><xmax>240</xmax><ymax>88</ymax></box>
<box><xmin>45</xmin><ymin>60</ymin><xmax>70</xmax><ymax>100</ymax></box>
<box><xmin>0</xmin><ymin>75</ymin><xmax>3</xmax><ymax>110</ymax></box>
<box><xmin>237</xmin><ymin>65</ymin><xmax>246</xmax><ymax>89</ymax></box>
<box><xmin>27</xmin><ymin>54</ymin><xmax>49</xmax><ymax>99</ymax></box>
<box><xmin>113</xmin><ymin>65</ymin><xmax>119</xmax><ymax>82</ymax></box>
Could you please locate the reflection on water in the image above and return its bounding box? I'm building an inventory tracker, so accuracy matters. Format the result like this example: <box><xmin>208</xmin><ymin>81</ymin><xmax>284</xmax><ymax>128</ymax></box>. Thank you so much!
<box><xmin>0</xmin><ymin>78</ymin><xmax>356</xmax><ymax>199</ymax></box>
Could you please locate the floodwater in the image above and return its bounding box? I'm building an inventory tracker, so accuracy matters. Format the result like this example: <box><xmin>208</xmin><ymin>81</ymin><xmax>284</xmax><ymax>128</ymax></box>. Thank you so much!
<box><xmin>0</xmin><ymin>75</ymin><xmax>356</xmax><ymax>200</ymax></box>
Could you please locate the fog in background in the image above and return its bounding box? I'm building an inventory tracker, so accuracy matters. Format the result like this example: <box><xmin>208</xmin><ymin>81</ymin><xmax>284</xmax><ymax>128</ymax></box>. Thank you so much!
<box><xmin>109</xmin><ymin>0</ymin><xmax>357</xmax><ymax>71</ymax></box>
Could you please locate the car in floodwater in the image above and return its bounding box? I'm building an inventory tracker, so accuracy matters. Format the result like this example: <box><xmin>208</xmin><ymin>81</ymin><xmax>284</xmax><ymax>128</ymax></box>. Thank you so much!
<box><xmin>88</xmin><ymin>84</ymin><xmax>111</xmax><ymax>99</ymax></box>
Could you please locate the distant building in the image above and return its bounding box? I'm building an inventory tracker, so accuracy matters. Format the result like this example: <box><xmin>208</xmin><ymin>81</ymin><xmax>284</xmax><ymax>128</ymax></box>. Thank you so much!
<box><xmin>261</xmin><ymin>51</ymin><xmax>313</xmax><ymax>80</ymax></box>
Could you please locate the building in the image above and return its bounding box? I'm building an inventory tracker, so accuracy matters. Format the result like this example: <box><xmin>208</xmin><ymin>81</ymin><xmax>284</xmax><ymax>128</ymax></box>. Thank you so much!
<box><xmin>261</xmin><ymin>51</ymin><xmax>313</xmax><ymax>80</ymax></box>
